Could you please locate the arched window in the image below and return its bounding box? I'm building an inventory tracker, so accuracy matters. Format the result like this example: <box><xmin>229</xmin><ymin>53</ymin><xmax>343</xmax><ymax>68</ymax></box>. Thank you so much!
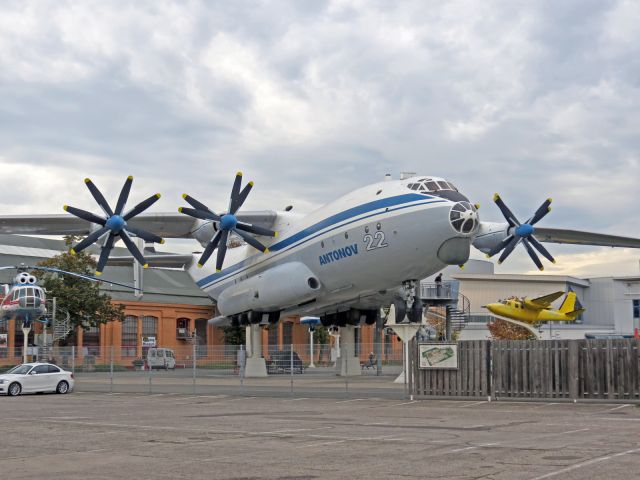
<box><xmin>176</xmin><ymin>318</ymin><xmax>190</xmax><ymax>339</ymax></box>
<box><xmin>267</xmin><ymin>324</ymin><xmax>279</xmax><ymax>352</ymax></box>
<box><xmin>83</xmin><ymin>325</ymin><xmax>100</xmax><ymax>356</ymax></box>
<box><xmin>282</xmin><ymin>322</ymin><xmax>293</xmax><ymax>350</ymax></box>
<box><xmin>122</xmin><ymin>315</ymin><xmax>138</xmax><ymax>357</ymax></box>
<box><xmin>142</xmin><ymin>316</ymin><xmax>158</xmax><ymax>351</ymax></box>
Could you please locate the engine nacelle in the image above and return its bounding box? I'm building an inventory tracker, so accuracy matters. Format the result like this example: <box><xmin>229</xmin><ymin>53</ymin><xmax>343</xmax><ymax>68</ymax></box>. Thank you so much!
<box><xmin>216</xmin><ymin>262</ymin><xmax>321</xmax><ymax>316</ymax></box>
<box><xmin>14</xmin><ymin>272</ymin><xmax>37</xmax><ymax>285</ymax></box>
<box><xmin>472</xmin><ymin>222</ymin><xmax>511</xmax><ymax>254</ymax></box>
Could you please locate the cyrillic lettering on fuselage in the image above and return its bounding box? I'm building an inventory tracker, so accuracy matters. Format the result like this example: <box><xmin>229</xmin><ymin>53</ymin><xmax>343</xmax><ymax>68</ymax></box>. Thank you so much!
<box><xmin>319</xmin><ymin>244</ymin><xmax>359</xmax><ymax>266</ymax></box>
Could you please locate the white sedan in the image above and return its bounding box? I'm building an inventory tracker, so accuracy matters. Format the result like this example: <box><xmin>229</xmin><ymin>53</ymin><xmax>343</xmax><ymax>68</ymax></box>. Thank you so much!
<box><xmin>0</xmin><ymin>362</ymin><xmax>75</xmax><ymax>396</ymax></box>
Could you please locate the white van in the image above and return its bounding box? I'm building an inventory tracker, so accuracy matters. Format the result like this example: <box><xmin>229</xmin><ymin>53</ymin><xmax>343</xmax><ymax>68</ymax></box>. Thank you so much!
<box><xmin>147</xmin><ymin>348</ymin><xmax>176</xmax><ymax>370</ymax></box>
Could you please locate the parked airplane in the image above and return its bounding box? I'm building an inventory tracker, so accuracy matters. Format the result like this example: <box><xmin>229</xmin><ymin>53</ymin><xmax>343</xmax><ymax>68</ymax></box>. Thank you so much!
<box><xmin>484</xmin><ymin>291</ymin><xmax>584</xmax><ymax>325</ymax></box>
<box><xmin>0</xmin><ymin>173</ymin><xmax>639</xmax><ymax>328</ymax></box>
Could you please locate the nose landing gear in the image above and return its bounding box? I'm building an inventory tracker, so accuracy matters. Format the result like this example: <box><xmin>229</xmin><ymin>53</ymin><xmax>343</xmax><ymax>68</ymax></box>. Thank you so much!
<box><xmin>394</xmin><ymin>280</ymin><xmax>423</xmax><ymax>323</ymax></box>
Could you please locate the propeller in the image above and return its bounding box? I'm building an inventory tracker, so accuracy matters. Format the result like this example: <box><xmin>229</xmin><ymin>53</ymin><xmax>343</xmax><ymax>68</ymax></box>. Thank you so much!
<box><xmin>63</xmin><ymin>176</ymin><xmax>164</xmax><ymax>275</ymax></box>
<box><xmin>486</xmin><ymin>194</ymin><xmax>555</xmax><ymax>271</ymax></box>
<box><xmin>179</xmin><ymin>172</ymin><xmax>278</xmax><ymax>271</ymax></box>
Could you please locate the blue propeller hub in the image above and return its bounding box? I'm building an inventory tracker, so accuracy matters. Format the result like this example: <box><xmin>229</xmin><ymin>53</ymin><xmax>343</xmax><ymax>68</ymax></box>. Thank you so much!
<box><xmin>515</xmin><ymin>224</ymin><xmax>534</xmax><ymax>237</ymax></box>
<box><xmin>106</xmin><ymin>215</ymin><xmax>126</xmax><ymax>233</ymax></box>
<box><xmin>219</xmin><ymin>214</ymin><xmax>238</xmax><ymax>231</ymax></box>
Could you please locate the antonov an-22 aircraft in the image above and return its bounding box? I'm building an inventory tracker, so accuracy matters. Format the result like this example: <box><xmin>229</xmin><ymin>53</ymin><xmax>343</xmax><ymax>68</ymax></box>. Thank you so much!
<box><xmin>1</xmin><ymin>173</ymin><xmax>639</xmax><ymax>328</ymax></box>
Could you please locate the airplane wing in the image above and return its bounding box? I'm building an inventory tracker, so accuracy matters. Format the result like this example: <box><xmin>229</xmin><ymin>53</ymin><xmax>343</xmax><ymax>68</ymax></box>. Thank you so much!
<box><xmin>534</xmin><ymin>227</ymin><xmax>640</xmax><ymax>248</ymax></box>
<box><xmin>107</xmin><ymin>254</ymin><xmax>195</xmax><ymax>268</ymax></box>
<box><xmin>528</xmin><ymin>291</ymin><xmax>565</xmax><ymax>309</ymax></box>
<box><xmin>0</xmin><ymin>211</ymin><xmax>278</xmax><ymax>238</ymax></box>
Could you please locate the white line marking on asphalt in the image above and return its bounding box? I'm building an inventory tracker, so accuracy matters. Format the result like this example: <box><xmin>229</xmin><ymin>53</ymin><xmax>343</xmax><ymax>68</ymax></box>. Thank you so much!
<box><xmin>282</xmin><ymin>397</ymin><xmax>308</xmax><ymax>402</ymax></box>
<box><xmin>447</xmin><ymin>443</ymin><xmax>498</xmax><ymax>454</ymax></box>
<box><xmin>594</xmin><ymin>417</ymin><xmax>640</xmax><ymax>422</ymax></box>
<box><xmin>296</xmin><ymin>440</ymin><xmax>346</xmax><ymax>449</ymax></box>
<box><xmin>459</xmin><ymin>401</ymin><xmax>488</xmax><ymax>408</ymax></box>
<box><xmin>334</xmin><ymin>398</ymin><xmax>366</xmax><ymax>404</ymax></box>
<box><xmin>258</xmin><ymin>427</ymin><xmax>333</xmax><ymax>435</ymax></box>
<box><xmin>608</xmin><ymin>404</ymin><xmax>630</xmax><ymax>412</ymax></box>
<box><xmin>389</xmin><ymin>401</ymin><xmax>417</xmax><ymax>406</ymax></box>
<box><xmin>530</xmin><ymin>447</ymin><xmax>640</xmax><ymax>480</ymax></box>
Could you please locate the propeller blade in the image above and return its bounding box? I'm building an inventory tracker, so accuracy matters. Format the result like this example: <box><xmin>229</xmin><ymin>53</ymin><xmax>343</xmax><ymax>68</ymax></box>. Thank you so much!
<box><xmin>487</xmin><ymin>233</ymin><xmax>514</xmax><ymax>258</ymax></box>
<box><xmin>125</xmin><ymin>225</ymin><xmax>165</xmax><ymax>244</ymax></box>
<box><xmin>119</xmin><ymin>230</ymin><xmax>148</xmax><ymax>267</ymax></box>
<box><xmin>178</xmin><ymin>207</ymin><xmax>220</xmax><ymax>222</ymax></box>
<box><xmin>522</xmin><ymin>238</ymin><xmax>544</xmax><ymax>271</ymax></box>
<box><xmin>229</xmin><ymin>172</ymin><xmax>243</xmax><ymax>213</ymax></box>
<box><xmin>182</xmin><ymin>194</ymin><xmax>215</xmax><ymax>213</ymax></box>
<box><xmin>527</xmin><ymin>198</ymin><xmax>552</xmax><ymax>226</ymax></box>
<box><xmin>84</xmin><ymin>178</ymin><xmax>114</xmax><ymax>217</ymax></box>
<box><xmin>493</xmin><ymin>194</ymin><xmax>520</xmax><ymax>227</ymax></box>
<box><xmin>235</xmin><ymin>221</ymin><xmax>277</xmax><ymax>238</ymax></box>
<box><xmin>96</xmin><ymin>233</ymin><xmax>116</xmax><ymax>274</ymax></box>
<box><xmin>215</xmin><ymin>230</ymin><xmax>229</xmax><ymax>272</ymax></box>
<box><xmin>114</xmin><ymin>176</ymin><xmax>133</xmax><ymax>215</ymax></box>
<box><xmin>528</xmin><ymin>235</ymin><xmax>555</xmax><ymax>263</ymax></box>
<box><xmin>234</xmin><ymin>228</ymin><xmax>269</xmax><ymax>253</ymax></box>
<box><xmin>122</xmin><ymin>193</ymin><xmax>161</xmax><ymax>221</ymax></box>
<box><xmin>231</xmin><ymin>181</ymin><xmax>253</xmax><ymax>215</ymax></box>
<box><xmin>63</xmin><ymin>205</ymin><xmax>106</xmax><ymax>226</ymax></box>
<box><xmin>70</xmin><ymin>226</ymin><xmax>110</xmax><ymax>254</ymax></box>
<box><xmin>197</xmin><ymin>231</ymin><xmax>222</xmax><ymax>267</ymax></box>
<box><xmin>497</xmin><ymin>237</ymin><xmax>521</xmax><ymax>264</ymax></box>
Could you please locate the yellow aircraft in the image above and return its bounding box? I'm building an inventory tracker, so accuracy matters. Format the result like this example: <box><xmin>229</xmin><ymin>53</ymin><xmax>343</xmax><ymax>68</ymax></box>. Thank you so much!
<box><xmin>484</xmin><ymin>291</ymin><xmax>584</xmax><ymax>325</ymax></box>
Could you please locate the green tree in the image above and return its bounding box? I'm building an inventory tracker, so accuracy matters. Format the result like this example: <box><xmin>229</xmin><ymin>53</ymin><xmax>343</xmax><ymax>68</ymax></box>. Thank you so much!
<box><xmin>36</xmin><ymin>236</ymin><xmax>125</xmax><ymax>344</ymax></box>
<box><xmin>487</xmin><ymin>318</ymin><xmax>536</xmax><ymax>340</ymax></box>
<box><xmin>221</xmin><ymin>325</ymin><xmax>245</xmax><ymax>345</ymax></box>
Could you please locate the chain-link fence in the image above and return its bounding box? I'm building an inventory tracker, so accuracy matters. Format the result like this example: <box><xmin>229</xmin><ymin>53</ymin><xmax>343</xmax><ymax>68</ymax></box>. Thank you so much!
<box><xmin>1</xmin><ymin>344</ymin><xmax>408</xmax><ymax>399</ymax></box>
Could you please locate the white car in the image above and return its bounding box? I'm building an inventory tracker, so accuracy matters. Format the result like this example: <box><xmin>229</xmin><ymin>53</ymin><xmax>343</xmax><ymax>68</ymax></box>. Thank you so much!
<box><xmin>0</xmin><ymin>362</ymin><xmax>75</xmax><ymax>396</ymax></box>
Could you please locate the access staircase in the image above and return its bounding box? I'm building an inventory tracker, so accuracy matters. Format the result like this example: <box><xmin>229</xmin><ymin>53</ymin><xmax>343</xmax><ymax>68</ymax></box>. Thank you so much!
<box><xmin>420</xmin><ymin>281</ymin><xmax>471</xmax><ymax>337</ymax></box>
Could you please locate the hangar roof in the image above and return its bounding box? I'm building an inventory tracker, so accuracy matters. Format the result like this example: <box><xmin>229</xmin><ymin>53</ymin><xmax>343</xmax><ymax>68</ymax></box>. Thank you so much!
<box><xmin>452</xmin><ymin>273</ymin><xmax>590</xmax><ymax>288</ymax></box>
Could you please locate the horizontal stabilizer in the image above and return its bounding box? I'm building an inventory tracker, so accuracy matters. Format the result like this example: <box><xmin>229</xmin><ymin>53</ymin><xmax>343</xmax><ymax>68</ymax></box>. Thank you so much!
<box><xmin>534</xmin><ymin>227</ymin><xmax>640</xmax><ymax>248</ymax></box>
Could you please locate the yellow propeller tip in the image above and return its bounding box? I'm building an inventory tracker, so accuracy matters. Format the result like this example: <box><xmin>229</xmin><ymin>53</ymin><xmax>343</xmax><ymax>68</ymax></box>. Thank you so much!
<box><xmin>63</xmin><ymin>205</ymin><xmax>68</xmax><ymax>211</ymax></box>
<box><xmin>95</xmin><ymin>271</ymin><xmax>102</xmax><ymax>276</ymax></box>
<box><xmin>474</xmin><ymin>203</ymin><xmax>480</xmax><ymax>210</ymax></box>
<box><xmin>274</xmin><ymin>231</ymin><xmax>279</xmax><ymax>237</ymax></box>
<box><xmin>216</xmin><ymin>269</ymin><xmax>222</xmax><ymax>272</ymax></box>
<box><xmin>485</xmin><ymin>254</ymin><xmax>491</xmax><ymax>258</ymax></box>
<box><xmin>459</xmin><ymin>264</ymin><xmax>465</xmax><ymax>269</ymax></box>
<box><xmin>539</xmin><ymin>267</ymin><xmax>544</xmax><ymax>271</ymax></box>
<box><xmin>236</xmin><ymin>171</ymin><xmax>243</xmax><ymax>177</ymax></box>
<box><xmin>127</xmin><ymin>175</ymin><xmax>133</xmax><ymax>180</ymax></box>
<box><xmin>493</xmin><ymin>193</ymin><xmax>500</xmax><ymax>201</ymax></box>
<box><xmin>160</xmin><ymin>239</ymin><xmax>165</xmax><ymax>244</ymax></box>
<box><xmin>197</xmin><ymin>263</ymin><xmax>203</xmax><ymax>269</ymax></box>
<box><xmin>84</xmin><ymin>178</ymin><xmax>91</xmax><ymax>183</ymax></box>
<box><xmin>143</xmin><ymin>264</ymin><xmax>149</xmax><ymax>269</ymax></box>
<box><xmin>155</xmin><ymin>193</ymin><xmax>161</xmax><ymax>199</ymax></box>
<box><xmin>182</xmin><ymin>193</ymin><xmax>188</xmax><ymax>199</ymax></box>
<box><xmin>497</xmin><ymin>260</ymin><xmax>503</xmax><ymax>265</ymax></box>
<box><xmin>548</xmin><ymin>198</ymin><xmax>553</xmax><ymax>203</ymax></box>
<box><xmin>249</xmin><ymin>181</ymin><xmax>254</xmax><ymax>186</ymax></box>
<box><xmin>69</xmin><ymin>249</ymin><xmax>76</xmax><ymax>255</ymax></box>
<box><xmin>264</xmin><ymin>248</ymin><xmax>269</xmax><ymax>254</ymax></box>
<box><xmin>552</xmin><ymin>260</ymin><xmax>556</xmax><ymax>264</ymax></box>
<box><xmin>178</xmin><ymin>207</ymin><xmax>183</xmax><ymax>213</ymax></box>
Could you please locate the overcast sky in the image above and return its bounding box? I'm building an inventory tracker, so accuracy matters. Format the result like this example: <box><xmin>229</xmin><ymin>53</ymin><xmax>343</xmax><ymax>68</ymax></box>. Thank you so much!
<box><xmin>1</xmin><ymin>0</ymin><xmax>639</xmax><ymax>276</ymax></box>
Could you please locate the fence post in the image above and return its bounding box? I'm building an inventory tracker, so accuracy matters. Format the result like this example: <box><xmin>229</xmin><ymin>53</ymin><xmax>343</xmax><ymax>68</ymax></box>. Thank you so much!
<box><xmin>290</xmin><ymin>345</ymin><xmax>294</xmax><ymax>395</ymax></box>
<box><xmin>72</xmin><ymin>346</ymin><xmax>75</xmax><ymax>376</ymax></box>
<box><xmin>239</xmin><ymin>345</ymin><xmax>245</xmax><ymax>395</ymax></box>
<box><xmin>192</xmin><ymin>341</ymin><xmax>197</xmax><ymax>395</ymax></box>
<box><xmin>568</xmin><ymin>340</ymin><xmax>579</xmax><ymax>402</ymax></box>
<box><xmin>110</xmin><ymin>345</ymin><xmax>113</xmax><ymax>394</ymax></box>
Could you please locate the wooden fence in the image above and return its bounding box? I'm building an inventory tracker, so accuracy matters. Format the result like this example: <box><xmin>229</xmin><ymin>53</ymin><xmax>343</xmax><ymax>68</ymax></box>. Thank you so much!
<box><xmin>412</xmin><ymin>339</ymin><xmax>640</xmax><ymax>402</ymax></box>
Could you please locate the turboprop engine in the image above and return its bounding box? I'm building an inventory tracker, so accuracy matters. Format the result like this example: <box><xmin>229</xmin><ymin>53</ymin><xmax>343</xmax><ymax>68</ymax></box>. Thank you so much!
<box><xmin>216</xmin><ymin>262</ymin><xmax>321</xmax><ymax>316</ymax></box>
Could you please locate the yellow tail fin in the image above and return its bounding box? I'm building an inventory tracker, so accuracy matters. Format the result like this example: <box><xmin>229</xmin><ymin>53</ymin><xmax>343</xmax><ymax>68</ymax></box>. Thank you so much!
<box><xmin>559</xmin><ymin>291</ymin><xmax>577</xmax><ymax>314</ymax></box>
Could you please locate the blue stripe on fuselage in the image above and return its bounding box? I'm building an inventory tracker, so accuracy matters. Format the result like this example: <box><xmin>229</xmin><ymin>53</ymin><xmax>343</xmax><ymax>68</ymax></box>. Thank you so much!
<box><xmin>196</xmin><ymin>193</ymin><xmax>445</xmax><ymax>288</ymax></box>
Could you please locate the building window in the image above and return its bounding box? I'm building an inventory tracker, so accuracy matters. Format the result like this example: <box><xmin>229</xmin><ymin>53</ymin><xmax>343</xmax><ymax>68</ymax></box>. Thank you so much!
<box><xmin>176</xmin><ymin>318</ymin><xmax>190</xmax><ymax>339</ymax></box>
<box><xmin>354</xmin><ymin>327</ymin><xmax>360</xmax><ymax>356</ymax></box>
<box><xmin>282</xmin><ymin>322</ymin><xmax>293</xmax><ymax>349</ymax></box>
<box><xmin>195</xmin><ymin>318</ymin><xmax>208</xmax><ymax>358</ymax></box>
<box><xmin>122</xmin><ymin>315</ymin><xmax>138</xmax><ymax>357</ymax></box>
<box><xmin>633</xmin><ymin>300</ymin><xmax>640</xmax><ymax>319</ymax></box>
<box><xmin>83</xmin><ymin>325</ymin><xmax>100</xmax><ymax>356</ymax></box>
<box><xmin>0</xmin><ymin>320</ymin><xmax>7</xmax><ymax>359</ymax></box>
<box><xmin>267</xmin><ymin>324</ymin><xmax>279</xmax><ymax>352</ymax></box>
<box><xmin>141</xmin><ymin>316</ymin><xmax>158</xmax><ymax>353</ymax></box>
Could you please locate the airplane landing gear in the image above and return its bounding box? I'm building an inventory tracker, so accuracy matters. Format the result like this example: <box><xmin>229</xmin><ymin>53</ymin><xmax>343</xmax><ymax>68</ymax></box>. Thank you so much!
<box><xmin>394</xmin><ymin>280</ymin><xmax>423</xmax><ymax>323</ymax></box>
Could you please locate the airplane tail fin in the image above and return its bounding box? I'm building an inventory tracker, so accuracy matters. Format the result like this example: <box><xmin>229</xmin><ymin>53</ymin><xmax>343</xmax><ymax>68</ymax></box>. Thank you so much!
<box><xmin>559</xmin><ymin>291</ymin><xmax>578</xmax><ymax>314</ymax></box>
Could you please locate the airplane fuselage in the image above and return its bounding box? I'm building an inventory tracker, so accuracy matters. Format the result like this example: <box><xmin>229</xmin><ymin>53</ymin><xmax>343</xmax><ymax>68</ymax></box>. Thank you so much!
<box><xmin>188</xmin><ymin>177</ymin><xmax>476</xmax><ymax>318</ymax></box>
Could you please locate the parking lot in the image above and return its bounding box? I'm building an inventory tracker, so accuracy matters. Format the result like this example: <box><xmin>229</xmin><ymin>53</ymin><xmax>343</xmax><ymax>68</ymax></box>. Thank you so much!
<box><xmin>1</xmin><ymin>391</ymin><xmax>639</xmax><ymax>479</ymax></box>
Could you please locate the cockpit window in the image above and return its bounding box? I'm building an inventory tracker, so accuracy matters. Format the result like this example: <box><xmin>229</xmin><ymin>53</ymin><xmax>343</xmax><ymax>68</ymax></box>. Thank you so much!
<box><xmin>425</xmin><ymin>181</ymin><xmax>438</xmax><ymax>191</ymax></box>
<box><xmin>437</xmin><ymin>181</ymin><xmax>450</xmax><ymax>190</ymax></box>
